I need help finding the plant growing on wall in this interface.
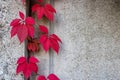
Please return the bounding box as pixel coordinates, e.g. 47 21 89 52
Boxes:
10 0 61 80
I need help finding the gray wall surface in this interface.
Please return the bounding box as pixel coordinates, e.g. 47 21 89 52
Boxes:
53 0 120 80
1 0 120 80
0 0 25 80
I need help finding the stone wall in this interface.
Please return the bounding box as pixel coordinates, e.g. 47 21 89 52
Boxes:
0 0 25 80
1 0 120 80
53 0 120 80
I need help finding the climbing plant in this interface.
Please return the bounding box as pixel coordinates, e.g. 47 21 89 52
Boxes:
10 0 61 80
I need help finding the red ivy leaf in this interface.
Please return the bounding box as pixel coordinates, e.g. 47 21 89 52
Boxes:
29 56 39 63
17 57 26 64
11 26 18 38
50 34 62 43
39 25 48 34
25 17 35 25
27 38 40 52
38 0 43 2
17 25 28 43
37 74 60 80
40 34 47 44
16 56 39 79
37 75 46 80
45 4 56 13
48 74 60 80
10 11 35 43
10 19 20 27
19 11 25 19
49 37 59 54
43 39 50 52
39 26 61 54
32 4 56 21
27 25 34 38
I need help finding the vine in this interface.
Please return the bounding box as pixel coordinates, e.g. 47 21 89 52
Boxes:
10 0 61 80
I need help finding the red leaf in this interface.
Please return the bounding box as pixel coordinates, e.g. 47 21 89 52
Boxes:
37 75 46 80
17 57 26 64
47 74 60 80
29 63 38 73
16 62 27 74
43 38 50 52
27 25 34 38
38 0 43 2
11 26 18 38
32 4 40 12
50 37 59 53
17 25 28 43
19 11 25 19
16 56 39 79
32 4 56 21
44 8 54 21
45 4 56 13
39 25 62 54
10 11 35 43
10 19 20 27
51 34 62 43
23 63 32 78
29 56 39 63
40 35 47 44
37 7 44 20
27 38 40 52
25 17 35 25
39 25 48 34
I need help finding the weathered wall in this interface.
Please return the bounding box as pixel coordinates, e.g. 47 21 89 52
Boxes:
1 0 120 80
53 0 120 80
0 0 25 80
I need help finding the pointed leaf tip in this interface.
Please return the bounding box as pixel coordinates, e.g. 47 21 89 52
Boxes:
19 11 25 19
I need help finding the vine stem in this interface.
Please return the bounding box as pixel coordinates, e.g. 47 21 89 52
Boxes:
25 0 32 80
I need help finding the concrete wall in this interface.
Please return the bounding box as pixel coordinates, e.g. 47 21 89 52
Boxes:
53 0 120 80
0 0 25 80
1 0 120 80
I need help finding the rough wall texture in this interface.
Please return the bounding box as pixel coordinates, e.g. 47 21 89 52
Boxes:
0 0 25 80
1 0 120 80
53 0 120 80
